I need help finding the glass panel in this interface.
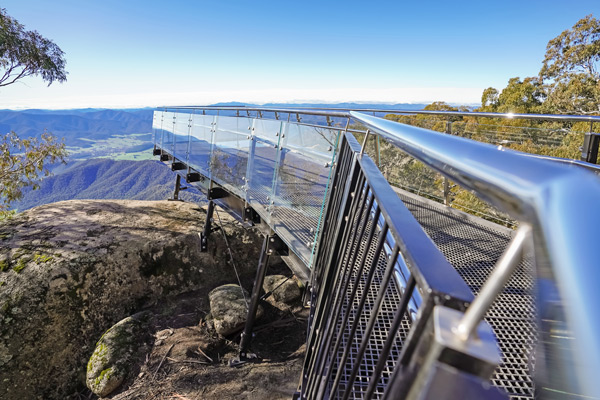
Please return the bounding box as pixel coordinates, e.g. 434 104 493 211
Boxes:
246 118 283 224
172 112 191 163
152 111 163 146
188 114 215 177
271 122 339 265
161 111 176 155
210 115 253 199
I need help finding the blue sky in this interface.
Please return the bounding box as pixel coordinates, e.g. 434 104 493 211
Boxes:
1 0 599 109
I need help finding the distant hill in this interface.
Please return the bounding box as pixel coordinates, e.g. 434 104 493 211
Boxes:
211 102 428 110
13 159 206 211
0 109 153 147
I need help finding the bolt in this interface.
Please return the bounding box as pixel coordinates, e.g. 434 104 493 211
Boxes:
324 162 329 168
275 132 279 136
328 146 333 151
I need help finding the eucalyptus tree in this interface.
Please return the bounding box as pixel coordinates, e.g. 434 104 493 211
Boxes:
0 8 67 213
539 14 600 114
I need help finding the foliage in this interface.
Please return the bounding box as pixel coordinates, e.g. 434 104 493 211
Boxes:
0 131 67 212
480 77 545 114
539 14 600 114
0 9 68 214
477 15 600 115
0 8 67 87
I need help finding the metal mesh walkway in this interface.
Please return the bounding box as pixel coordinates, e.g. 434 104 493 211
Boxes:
397 191 536 400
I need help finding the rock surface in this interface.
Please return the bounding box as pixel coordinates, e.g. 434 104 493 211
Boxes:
209 284 263 336
0 200 263 399
263 275 302 303
86 311 151 397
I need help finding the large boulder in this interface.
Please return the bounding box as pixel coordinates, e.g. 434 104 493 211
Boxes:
209 284 263 336
86 311 151 397
0 200 264 399
263 274 302 303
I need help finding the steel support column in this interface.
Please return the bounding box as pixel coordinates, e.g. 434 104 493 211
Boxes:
200 200 215 252
238 234 271 356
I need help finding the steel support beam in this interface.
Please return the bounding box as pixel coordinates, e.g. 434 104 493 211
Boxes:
200 200 216 252
238 234 271 356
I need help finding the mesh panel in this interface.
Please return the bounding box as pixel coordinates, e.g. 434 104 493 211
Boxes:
398 192 536 399
319 189 413 400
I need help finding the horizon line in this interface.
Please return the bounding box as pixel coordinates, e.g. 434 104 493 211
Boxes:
0 99 481 111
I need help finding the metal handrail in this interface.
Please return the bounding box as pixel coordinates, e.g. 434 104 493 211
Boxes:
350 111 600 398
159 105 600 123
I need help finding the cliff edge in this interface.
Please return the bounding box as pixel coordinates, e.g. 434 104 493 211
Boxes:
0 200 271 399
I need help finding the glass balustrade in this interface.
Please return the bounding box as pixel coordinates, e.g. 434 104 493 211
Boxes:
188 114 216 178
244 118 283 225
161 111 176 156
172 111 191 163
157 110 341 267
271 122 339 265
210 115 253 199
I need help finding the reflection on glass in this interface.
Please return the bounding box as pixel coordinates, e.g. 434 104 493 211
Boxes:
271 123 339 264
173 112 191 163
211 116 253 199
161 111 176 155
188 114 215 177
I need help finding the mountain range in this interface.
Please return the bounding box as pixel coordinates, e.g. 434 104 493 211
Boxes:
13 159 205 212
0 109 153 147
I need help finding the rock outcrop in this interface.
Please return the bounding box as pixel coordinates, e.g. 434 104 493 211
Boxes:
0 200 263 399
208 284 263 336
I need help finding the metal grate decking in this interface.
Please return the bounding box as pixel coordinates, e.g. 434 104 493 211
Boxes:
397 191 536 399
323 189 536 399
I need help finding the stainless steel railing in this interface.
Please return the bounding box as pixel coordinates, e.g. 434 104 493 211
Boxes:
160 105 600 123
351 111 600 398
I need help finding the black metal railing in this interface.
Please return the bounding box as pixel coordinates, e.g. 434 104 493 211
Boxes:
301 132 500 399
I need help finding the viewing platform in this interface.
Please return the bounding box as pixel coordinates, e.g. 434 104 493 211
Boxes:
152 106 600 400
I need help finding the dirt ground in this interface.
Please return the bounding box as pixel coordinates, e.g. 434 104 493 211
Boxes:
78 285 308 400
